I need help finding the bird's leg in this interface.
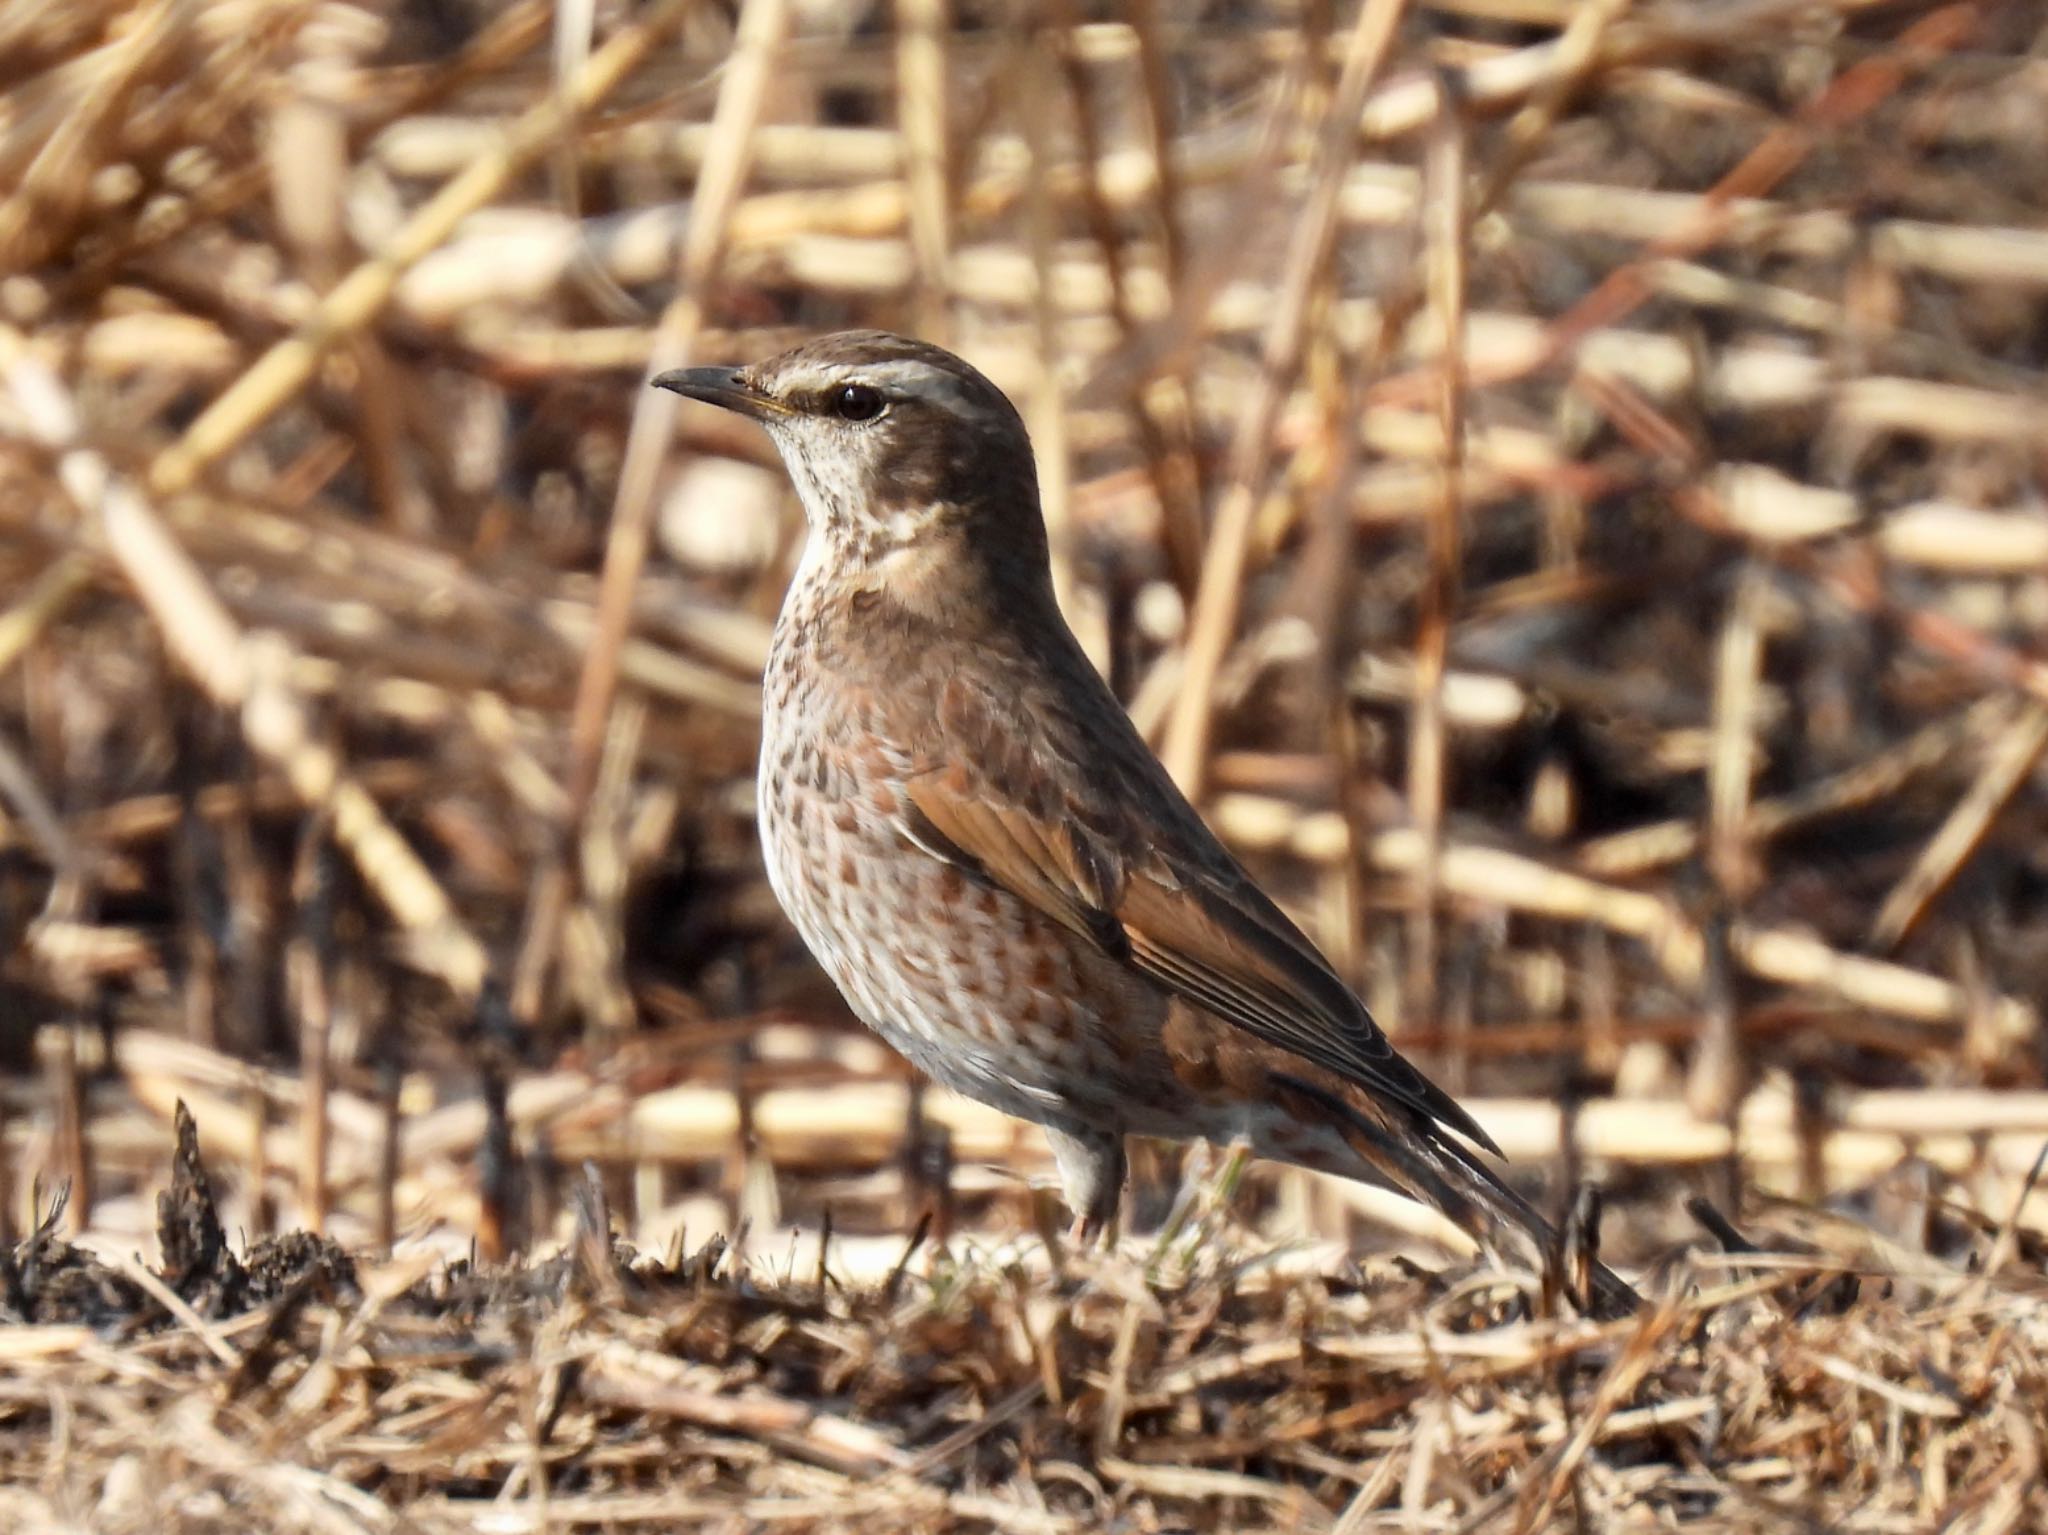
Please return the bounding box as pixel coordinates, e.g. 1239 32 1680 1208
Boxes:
1043 1124 1125 1246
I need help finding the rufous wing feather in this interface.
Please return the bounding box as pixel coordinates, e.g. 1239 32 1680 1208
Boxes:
901 768 1500 1156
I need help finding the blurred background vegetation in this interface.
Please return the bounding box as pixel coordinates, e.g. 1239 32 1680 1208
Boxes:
1 0 2046 1281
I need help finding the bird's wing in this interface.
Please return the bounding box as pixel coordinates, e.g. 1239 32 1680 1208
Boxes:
899 724 1500 1157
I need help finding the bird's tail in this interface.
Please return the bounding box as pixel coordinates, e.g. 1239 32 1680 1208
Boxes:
1424 1117 1643 1320
1272 1072 1642 1320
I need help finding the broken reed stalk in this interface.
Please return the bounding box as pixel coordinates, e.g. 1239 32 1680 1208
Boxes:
1406 90 1468 1050
1161 0 1409 798
2 335 491 1002
145 0 700 502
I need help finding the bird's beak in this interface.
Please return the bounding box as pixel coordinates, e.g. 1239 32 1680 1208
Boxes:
651 365 789 421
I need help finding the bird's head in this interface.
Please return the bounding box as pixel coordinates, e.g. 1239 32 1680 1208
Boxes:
655 331 1047 584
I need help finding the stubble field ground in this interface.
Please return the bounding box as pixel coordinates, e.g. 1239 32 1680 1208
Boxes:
1 0 2046 1529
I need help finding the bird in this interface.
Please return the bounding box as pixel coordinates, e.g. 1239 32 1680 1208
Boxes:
654 331 1639 1318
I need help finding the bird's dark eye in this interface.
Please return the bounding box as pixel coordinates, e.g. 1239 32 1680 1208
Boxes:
831 383 885 422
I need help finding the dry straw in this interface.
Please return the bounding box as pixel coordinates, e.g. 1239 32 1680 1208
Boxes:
2 0 2047 1526
1 1106 2043 1532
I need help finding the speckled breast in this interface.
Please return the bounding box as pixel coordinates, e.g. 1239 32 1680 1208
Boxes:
755 625 1151 1131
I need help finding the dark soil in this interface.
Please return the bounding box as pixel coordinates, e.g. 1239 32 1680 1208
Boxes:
0 1102 359 1332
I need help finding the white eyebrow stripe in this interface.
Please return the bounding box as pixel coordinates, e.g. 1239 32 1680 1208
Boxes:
766 361 844 397
869 360 993 414
856 359 1003 421
763 354 1004 422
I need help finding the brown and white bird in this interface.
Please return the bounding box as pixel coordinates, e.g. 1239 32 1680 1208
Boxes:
656 331 1637 1317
